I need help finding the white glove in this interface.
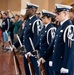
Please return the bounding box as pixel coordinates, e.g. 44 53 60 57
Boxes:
10 46 13 51
49 61 53 67
60 67 69 73
37 58 45 67
12 45 16 49
5 46 13 51
25 52 33 58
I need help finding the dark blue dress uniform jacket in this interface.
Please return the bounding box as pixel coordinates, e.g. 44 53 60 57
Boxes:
15 15 41 50
35 23 55 75
14 15 41 75
36 23 54 58
53 19 74 74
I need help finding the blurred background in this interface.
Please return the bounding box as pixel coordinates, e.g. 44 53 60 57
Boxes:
0 0 74 15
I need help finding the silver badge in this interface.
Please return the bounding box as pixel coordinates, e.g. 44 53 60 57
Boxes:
29 23 31 25
60 30 63 33
45 31 47 33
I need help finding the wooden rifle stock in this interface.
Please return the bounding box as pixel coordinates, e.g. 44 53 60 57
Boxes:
36 53 47 75
20 47 36 75
27 55 36 75
13 48 22 75
38 58 47 75
29 37 47 75
16 35 36 75
6 33 22 75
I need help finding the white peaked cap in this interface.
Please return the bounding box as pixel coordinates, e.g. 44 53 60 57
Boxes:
26 2 39 8
42 9 56 16
55 4 72 9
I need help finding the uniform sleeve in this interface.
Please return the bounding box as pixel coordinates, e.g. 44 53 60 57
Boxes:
43 27 56 60
33 22 38 47
62 32 73 69
32 20 42 47
14 30 24 48
42 30 54 60
62 26 74 69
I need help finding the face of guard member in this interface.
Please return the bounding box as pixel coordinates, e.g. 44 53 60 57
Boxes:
26 8 33 16
26 7 37 17
55 11 69 22
42 16 50 24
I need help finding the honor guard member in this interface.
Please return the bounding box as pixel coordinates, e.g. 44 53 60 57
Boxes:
36 9 56 75
49 4 74 75
14 2 42 75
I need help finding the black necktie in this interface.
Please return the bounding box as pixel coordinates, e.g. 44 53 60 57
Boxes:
55 24 62 34
43 26 45 29
57 24 61 29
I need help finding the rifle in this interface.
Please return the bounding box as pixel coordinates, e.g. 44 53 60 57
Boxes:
12 48 22 75
5 30 22 75
16 34 36 75
29 37 47 75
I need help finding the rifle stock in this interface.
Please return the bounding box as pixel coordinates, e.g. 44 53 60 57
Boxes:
37 54 47 75
39 60 47 75
27 55 36 75
29 37 47 75
16 34 36 75
13 48 22 75
5 31 22 75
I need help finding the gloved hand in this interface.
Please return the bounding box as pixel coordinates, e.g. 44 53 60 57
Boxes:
12 45 19 52
25 52 34 58
20 45 25 52
49 61 53 67
37 58 45 67
60 67 69 73
5 46 13 52
12 45 16 50
32 50 38 56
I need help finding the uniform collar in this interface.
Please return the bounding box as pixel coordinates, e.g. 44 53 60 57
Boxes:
60 18 69 26
45 22 51 28
29 15 35 20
